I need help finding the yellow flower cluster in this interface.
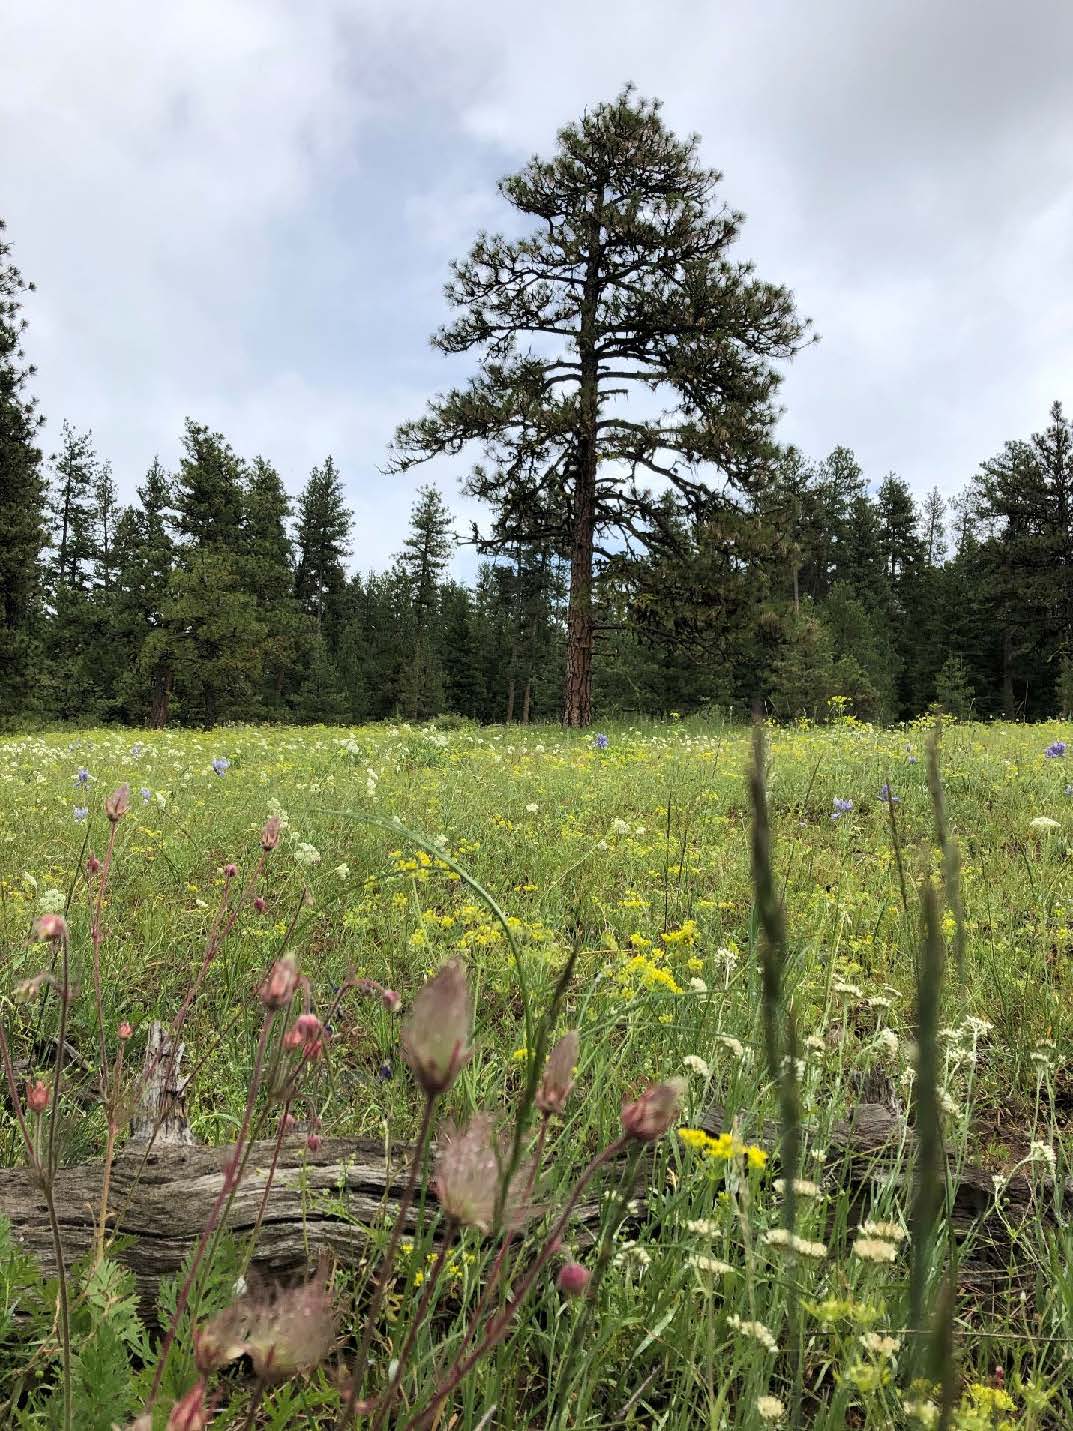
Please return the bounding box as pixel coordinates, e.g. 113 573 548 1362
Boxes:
679 1127 767 1168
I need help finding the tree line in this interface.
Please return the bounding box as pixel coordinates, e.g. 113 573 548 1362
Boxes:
1 91 1071 728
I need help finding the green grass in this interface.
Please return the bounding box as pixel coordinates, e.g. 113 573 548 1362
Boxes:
2 714 1073 1426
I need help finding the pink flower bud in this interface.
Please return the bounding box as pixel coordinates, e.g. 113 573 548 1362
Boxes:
105 783 130 822
295 1012 322 1042
536 1030 579 1115
33 913 67 943
166 1380 213 1430
87 853 101 874
118 1021 133 1041
261 816 282 851
282 1027 303 1051
260 955 299 1010
26 1079 50 1113
401 959 473 1095
281 1112 297 1132
557 1261 591 1297
381 987 401 1014
224 863 238 879
253 896 267 914
620 1077 686 1143
306 1132 322 1153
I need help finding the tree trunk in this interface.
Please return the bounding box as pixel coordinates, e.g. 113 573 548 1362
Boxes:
521 677 532 725
562 194 604 728
149 670 172 729
1001 627 1016 719
505 676 515 724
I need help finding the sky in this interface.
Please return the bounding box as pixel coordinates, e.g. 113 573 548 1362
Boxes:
4 0 1073 574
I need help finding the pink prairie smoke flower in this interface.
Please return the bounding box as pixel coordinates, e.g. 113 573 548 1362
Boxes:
244 1271 338 1384
26 1080 49 1113
118 1021 133 1041
253 895 267 914
223 863 238 879
306 1133 322 1153
87 853 101 874
166 1381 214 1430
401 958 473 1095
536 1030 579 1115
105 783 131 822
621 1078 686 1142
261 816 282 851
557 1261 591 1297
381 986 401 1013
32 913 67 943
434 1113 535 1233
260 956 299 1010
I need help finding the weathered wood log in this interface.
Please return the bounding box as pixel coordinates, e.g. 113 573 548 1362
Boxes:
0 1099 1062 1312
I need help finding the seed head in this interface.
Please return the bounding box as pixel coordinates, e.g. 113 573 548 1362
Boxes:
32 913 67 943
434 1113 535 1233
246 1269 338 1384
557 1261 591 1297
26 1079 50 1113
401 959 473 1095
620 1078 686 1143
260 956 299 1010
105 783 131 822
536 1030 579 1115
261 816 282 851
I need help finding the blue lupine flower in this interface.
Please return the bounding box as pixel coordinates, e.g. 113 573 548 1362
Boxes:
73 806 88 822
1045 741 1067 759
831 797 854 821
1066 784 1073 798
74 768 90 787
879 783 900 804
212 757 231 777
140 787 152 803
907 755 919 765
378 1061 394 1081
130 742 144 758
593 733 609 751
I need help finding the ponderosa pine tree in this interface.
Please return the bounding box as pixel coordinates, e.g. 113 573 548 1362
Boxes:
397 484 455 718
242 456 304 713
295 456 351 634
390 88 810 725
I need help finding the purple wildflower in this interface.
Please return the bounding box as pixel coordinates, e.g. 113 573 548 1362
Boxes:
594 732 609 751
879 783 900 805
831 797 854 821
1045 741 1067 759
140 786 152 803
212 756 231 777
73 806 88 822
74 768 90 787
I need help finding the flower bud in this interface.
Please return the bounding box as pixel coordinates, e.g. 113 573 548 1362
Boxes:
118 1021 133 1041
87 853 101 874
536 1030 579 1115
105 783 131 823
167 1381 212 1430
620 1077 686 1143
26 1079 50 1114
261 816 282 851
32 913 67 943
306 1132 322 1153
401 959 473 1095
223 863 238 879
295 1012 322 1042
260 955 299 1010
557 1261 591 1297
381 987 401 1014
253 895 267 914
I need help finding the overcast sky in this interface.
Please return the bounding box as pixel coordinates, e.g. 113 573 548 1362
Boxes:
4 0 1073 572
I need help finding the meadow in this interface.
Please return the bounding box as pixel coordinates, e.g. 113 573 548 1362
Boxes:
2 714 1073 1428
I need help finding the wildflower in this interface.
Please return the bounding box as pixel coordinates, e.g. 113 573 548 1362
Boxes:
223 863 238 879
611 817 630 835
683 1054 711 1078
38 888 64 914
621 1078 685 1142
166 1381 214 1429
878 783 900 804
1029 1140 1057 1170
33 913 67 942
689 976 708 993
74 767 90 786
557 1261 591 1297
684 1218 720 1236
902 1398 940 1427
401 958 473 1095
1045 741 1067 758
762 1228 826 1258
1030 816 1061 831
877 1028 899 1057
212 756 231 777
593 732 609 750
105 783 130 821
689 1253 732 1274
525 803 540 814
293 841 321 866
253 895 267 914
140 787 152 803
773 1177 821 1198
261 816 282 851
26 1080 49 1113
715 1033 746 1059
755 1397 786 1424
831 797 854 821
726 1314 777 1352
852 1236 899 1263
73 805 88 822
118 1021 133 1041
613 1243 651 1273
260 955 299 1010
860 1332 902 1357
378 1061 393 1081
962 1015 993 1038
859 1219 906 1242
434 1113 533 1233
536 1029 579 1114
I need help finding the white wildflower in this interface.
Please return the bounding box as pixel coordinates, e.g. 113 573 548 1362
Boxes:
726 1314 777 1352
689 1253 732 1275
902 1398 940 1427
1029 1140 1057 1170
804 1034 826 1053
610 817 630 835
683 1054 711 1079
684 1218 720 1236
293 841 321 867
773 1177 821 1198
852 1236 899 1263
689 976 708 994
762 1228 826 1258
37 888 65 914
833 980 862 997
876 1028 900 1057
1030 816 1061 831
860 1332 901 1357
333 863 350 881
755 1397 786 1424
859 1219 906 1242
961 1015 993 1038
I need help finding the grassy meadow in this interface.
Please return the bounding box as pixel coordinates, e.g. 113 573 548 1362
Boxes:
3 714 1073 1427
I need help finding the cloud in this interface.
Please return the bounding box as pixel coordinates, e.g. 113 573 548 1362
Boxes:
3 0 1073 573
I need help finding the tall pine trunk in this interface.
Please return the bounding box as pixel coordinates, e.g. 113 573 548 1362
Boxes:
562 194 603 729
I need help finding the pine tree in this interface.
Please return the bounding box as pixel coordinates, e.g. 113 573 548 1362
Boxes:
396 485 455 719
294 457 352 633
47 423 98 595
114 459 177 724
242 456 303 713
390 88 810 726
